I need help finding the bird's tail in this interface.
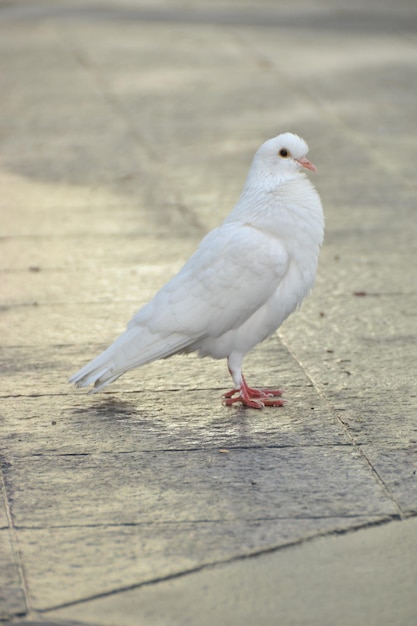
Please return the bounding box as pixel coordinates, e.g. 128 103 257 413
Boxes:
69 325 194 393
68 343 123 393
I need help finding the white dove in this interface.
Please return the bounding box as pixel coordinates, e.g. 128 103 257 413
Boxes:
69 132 324 408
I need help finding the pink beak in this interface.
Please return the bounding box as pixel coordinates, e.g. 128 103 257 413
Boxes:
296 156 317 173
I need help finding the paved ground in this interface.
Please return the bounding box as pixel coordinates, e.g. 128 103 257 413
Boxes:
1 0 417 624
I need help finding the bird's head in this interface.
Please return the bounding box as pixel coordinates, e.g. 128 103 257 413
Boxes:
253 133 317 179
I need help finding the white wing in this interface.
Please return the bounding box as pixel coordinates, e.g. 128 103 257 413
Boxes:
132 222 289 339
70 222 289 390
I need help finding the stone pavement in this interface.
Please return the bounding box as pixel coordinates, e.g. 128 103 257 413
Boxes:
1 0 417 624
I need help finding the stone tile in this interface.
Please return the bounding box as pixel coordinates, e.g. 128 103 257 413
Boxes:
360 444 417 515
0 388 348 456
18 516 387 610
5 446 398 529
0 530 20 586
280 293 417 446
48 517 417 626
0 487 9 529
0 529 26 619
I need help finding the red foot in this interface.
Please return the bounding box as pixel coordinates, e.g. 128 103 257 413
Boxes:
223 376 284 409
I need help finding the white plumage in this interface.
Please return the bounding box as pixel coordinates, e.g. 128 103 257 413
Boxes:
69 132 324 408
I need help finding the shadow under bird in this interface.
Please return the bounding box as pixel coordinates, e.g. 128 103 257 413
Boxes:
69 132 324 408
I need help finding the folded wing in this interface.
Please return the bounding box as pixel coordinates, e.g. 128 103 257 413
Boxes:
69 222 289 391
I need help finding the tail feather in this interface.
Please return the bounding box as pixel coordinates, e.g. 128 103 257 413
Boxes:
69 325 197 392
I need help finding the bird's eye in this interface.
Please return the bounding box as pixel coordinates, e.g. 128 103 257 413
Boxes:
279 148 289 158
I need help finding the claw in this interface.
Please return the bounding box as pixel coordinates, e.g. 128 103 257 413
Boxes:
222 375 285 409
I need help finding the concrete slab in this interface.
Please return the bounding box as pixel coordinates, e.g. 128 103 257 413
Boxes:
7 447 398 528
0 530 26 619
16 517 388 610
48 517 417 626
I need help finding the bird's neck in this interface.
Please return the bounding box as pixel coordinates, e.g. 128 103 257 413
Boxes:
225 173 324 245
243 165 299 193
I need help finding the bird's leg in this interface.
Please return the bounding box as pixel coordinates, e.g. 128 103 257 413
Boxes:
223 358 284 409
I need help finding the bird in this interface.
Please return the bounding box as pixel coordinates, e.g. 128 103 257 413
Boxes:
69 132 324 409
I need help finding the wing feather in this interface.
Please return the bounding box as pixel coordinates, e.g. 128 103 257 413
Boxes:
130 222 289 340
